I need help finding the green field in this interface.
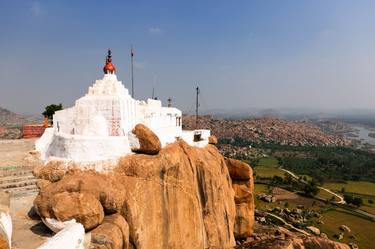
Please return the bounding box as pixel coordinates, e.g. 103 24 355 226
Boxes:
254 157 285 178
318 209 375 249
316 189 341 202
323 181 375 197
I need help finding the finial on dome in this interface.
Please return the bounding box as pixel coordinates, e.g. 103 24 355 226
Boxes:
103 49 116 74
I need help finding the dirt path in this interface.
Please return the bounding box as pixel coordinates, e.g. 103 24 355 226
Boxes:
280 168 346 204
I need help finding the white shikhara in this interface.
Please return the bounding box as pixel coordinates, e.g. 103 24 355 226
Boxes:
36 73 210 165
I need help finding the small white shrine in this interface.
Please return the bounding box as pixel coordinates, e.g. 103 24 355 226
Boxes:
36 50 210 163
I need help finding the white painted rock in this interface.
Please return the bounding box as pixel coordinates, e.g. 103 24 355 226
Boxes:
42 217 77 233
38 222 86 249
0 212 12 249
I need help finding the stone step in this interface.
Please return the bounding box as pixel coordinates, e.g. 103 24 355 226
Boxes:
5 185 39 197
0 169 34 178
0 179 37 190
0 174 36 185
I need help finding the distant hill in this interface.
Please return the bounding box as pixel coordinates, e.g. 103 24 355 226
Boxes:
0 107 42 139
0 107 42 128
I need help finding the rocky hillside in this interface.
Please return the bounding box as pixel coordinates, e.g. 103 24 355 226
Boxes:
183 115 350 146
0 107 42 139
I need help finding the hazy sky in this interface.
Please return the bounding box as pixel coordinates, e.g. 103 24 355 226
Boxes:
1 1 375 115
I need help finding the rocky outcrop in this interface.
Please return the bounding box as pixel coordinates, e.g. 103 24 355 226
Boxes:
131 124 161 155
225 158 254 240
236 226 350 249
34 140 236 249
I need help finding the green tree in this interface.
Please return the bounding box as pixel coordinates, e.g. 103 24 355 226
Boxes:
42 104 63 122
352 197 363 207
303 181 319 197
344 194 353 204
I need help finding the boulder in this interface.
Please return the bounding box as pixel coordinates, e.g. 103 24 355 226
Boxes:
131 124 161 155
340 225 351 233
232 182 253 203
228 160 254 241
208 135 218 145
50 192 104 231
225 158 252 181
34 140 236 249
91 222 123 249
36 179 51 191
91 213 129 249
234 203 254 239
306 226 320 235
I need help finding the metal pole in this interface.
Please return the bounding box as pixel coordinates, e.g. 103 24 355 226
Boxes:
131 45 134 98
195 86 199 129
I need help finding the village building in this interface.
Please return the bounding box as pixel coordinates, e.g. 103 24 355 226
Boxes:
36 50 210 163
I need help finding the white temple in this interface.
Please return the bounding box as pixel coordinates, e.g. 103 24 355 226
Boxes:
36 50 210 163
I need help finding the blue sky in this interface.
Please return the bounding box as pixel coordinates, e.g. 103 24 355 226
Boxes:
1 1 375 114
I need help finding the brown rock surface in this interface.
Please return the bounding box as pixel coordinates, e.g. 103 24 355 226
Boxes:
225 158 252 181
227 159 255 240
208 135 218 145
234 203 254 239
91 213 129 249
0 229 9 249
131 124 161 155
34 140 236 249
51 192 104 231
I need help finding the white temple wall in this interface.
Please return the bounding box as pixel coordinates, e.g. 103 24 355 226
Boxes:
44 133 131 162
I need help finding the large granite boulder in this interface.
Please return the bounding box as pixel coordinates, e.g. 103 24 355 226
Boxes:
208 135 218 145
34 140 236 249
91 214 129 249
225 158 254 240
131 124 161 155
51 192 104 231
225 158 252 180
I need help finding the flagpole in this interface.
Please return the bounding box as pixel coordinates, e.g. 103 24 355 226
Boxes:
131 45 134 98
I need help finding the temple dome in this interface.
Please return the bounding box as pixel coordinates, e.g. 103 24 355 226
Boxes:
103 49 116 74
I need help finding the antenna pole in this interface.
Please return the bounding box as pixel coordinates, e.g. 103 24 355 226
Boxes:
131 45 134 98
195 86 200 129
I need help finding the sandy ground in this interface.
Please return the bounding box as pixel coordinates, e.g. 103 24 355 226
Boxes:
0 139 36 168
0 138 52 248
11 193 52 249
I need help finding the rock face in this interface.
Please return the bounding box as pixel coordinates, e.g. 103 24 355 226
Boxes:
131 124 161 155
225 158 254 240
34 140 237 249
